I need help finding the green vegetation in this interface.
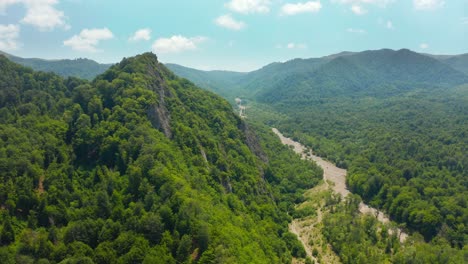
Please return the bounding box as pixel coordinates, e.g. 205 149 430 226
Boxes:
171 48 468 262
274 85 467 246
323 194 465 264
0 51 111 80
0 53 322 263
252 51 468 262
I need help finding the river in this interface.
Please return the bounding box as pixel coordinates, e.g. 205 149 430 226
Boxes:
272 128 408 243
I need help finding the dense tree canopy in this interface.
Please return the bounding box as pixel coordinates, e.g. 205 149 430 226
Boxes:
0 54 322 263
170 48 468 261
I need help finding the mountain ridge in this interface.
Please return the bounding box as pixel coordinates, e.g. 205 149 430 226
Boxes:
0 52 323 263
0 51 112 80
167 48 468 102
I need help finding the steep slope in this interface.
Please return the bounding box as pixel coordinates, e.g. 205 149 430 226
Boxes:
155 48 468 261
0 53 322 263
437 53 468 75
165 63 245 99
257 49 468 103
0 51 111 80
168 49 468 104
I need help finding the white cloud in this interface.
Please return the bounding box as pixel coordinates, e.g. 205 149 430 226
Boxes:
63 28 114 52
332 0 393 14
351 5 367 15
413 0 444 10
413 0 445 10
152 35 207 54
225 0 271 14
386 20 394 29
462 17 468 25
22 0 69 31
0 24 20 51
280 1 322 16
0 0 69 31
287 42 307 49
332 0 393 7
215 14 246 30
0 0 19 14
420 43 429 49
347 28 366 34
129 28 151 42
276 42 307 49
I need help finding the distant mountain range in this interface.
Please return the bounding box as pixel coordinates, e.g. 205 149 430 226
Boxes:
0 51 112 80
2 49 467 95
166 49 468 103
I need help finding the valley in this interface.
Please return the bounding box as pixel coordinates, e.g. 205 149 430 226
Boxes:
171 48 467 263
272 128 408 246
0 0 466 262
1 48 466 263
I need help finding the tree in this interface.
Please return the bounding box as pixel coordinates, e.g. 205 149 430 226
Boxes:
0 216 15 245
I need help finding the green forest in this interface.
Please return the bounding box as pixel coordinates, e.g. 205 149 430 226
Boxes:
172 49 468 263
271 84 467 246
0 53 323 263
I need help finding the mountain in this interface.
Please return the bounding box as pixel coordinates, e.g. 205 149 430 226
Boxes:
169 49 468 103
0 53 322 263
166 48 468 260
255 49 468 103
439 53 468 75
0 51 112 80
165 63 245 99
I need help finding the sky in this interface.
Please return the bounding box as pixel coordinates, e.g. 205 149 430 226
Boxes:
0 0 467 71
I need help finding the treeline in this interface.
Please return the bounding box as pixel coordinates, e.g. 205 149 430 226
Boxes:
322 194 465 263
271 86 467 250
0 54 322 263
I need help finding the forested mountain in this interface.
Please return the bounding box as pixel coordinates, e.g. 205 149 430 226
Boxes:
169 49 468 102
432 53 468 75
0 51 111 80
254 49 467 103
165 64 245 100
166 49 468 262
0 53 323 263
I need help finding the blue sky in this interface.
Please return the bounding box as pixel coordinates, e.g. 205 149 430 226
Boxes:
0 0 467 71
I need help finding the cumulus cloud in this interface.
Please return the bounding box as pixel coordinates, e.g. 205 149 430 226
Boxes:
332 0 393 7
386 20 394 29
333 0 393 15
225 0 271 14
129 28 151 42
413 0 444 10
0 0 19 13
215 14 246 30
63 28 114 52
287 42 307 49
152 35 207 54
462 17 468 25
280 1 322 16
351 5 367 15
0 24 20 51
276 42 307 49
347 28 366 34
420 43 429 49
0 0 69 31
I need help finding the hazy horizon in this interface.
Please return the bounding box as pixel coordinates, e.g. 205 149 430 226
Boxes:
1 0 467 71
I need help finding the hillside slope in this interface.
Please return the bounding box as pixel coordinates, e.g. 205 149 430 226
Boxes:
0 53 322 263
165 63 245 100
169 49 468 261
256 49 468 103
0 51 111 80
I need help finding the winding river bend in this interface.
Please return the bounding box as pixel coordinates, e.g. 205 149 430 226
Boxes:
272 128 408 243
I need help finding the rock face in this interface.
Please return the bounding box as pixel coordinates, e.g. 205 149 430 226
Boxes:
143 55 173 138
